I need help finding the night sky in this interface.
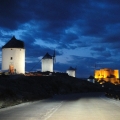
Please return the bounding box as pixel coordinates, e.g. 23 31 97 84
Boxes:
0 0 120 78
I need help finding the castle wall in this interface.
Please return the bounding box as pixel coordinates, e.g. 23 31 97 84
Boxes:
114 70 119 78
94 70 100 78
94 68 119 79
104 69 111 78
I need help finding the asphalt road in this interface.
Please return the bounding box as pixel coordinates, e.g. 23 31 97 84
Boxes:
0 93 120 120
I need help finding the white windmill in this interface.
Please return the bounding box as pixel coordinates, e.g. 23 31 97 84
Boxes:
66 67 76 77
41 50 56 72
2 36 25 74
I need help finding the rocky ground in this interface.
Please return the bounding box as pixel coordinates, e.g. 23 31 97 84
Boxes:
0 75 103 108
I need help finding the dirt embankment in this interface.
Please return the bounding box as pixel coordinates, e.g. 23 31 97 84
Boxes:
0 75 103 108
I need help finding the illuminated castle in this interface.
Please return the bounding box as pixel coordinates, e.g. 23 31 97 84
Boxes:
66 67 76 77
2 36 25 74
94 68 119 79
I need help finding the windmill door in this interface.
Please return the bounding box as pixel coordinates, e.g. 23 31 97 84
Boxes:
9 65 14 74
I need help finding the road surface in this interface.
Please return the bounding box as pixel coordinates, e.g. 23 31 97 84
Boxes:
0 93 120 120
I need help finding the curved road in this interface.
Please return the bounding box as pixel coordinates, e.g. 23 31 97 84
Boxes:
0 93 120 120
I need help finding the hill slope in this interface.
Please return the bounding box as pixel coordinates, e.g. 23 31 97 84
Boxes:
0 75 103 108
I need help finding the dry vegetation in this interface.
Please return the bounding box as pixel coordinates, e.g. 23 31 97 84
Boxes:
0 75 103 108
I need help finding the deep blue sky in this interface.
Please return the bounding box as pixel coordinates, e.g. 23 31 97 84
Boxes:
0 0 120 78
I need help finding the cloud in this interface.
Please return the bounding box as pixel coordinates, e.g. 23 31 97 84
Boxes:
103 34 120 43
91 46 106 52
0 0 83 30
18 32 62 58
1 0 120 77
91 47 112 58
0 0 34 30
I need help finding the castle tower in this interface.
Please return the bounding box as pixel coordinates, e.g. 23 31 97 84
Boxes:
2 36 25 74
66 67 76 77
42 53 53 72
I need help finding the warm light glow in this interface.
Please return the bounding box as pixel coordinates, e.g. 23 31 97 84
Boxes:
94 68 119 84
114 70 119 78
9 65 14 74
94 68 119 79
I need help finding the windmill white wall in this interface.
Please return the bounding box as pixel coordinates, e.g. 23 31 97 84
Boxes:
2 48 25 74
42 59 53 72
66 70 75 77
41 53 53 72
2 36 25 74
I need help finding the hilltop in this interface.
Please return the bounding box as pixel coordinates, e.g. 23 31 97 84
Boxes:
0 75 103 108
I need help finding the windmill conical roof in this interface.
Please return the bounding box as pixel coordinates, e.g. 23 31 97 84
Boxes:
68 67 76 70
42 53 53 59
2 36 24 49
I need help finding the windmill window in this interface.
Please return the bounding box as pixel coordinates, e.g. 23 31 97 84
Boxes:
10 57 13 60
